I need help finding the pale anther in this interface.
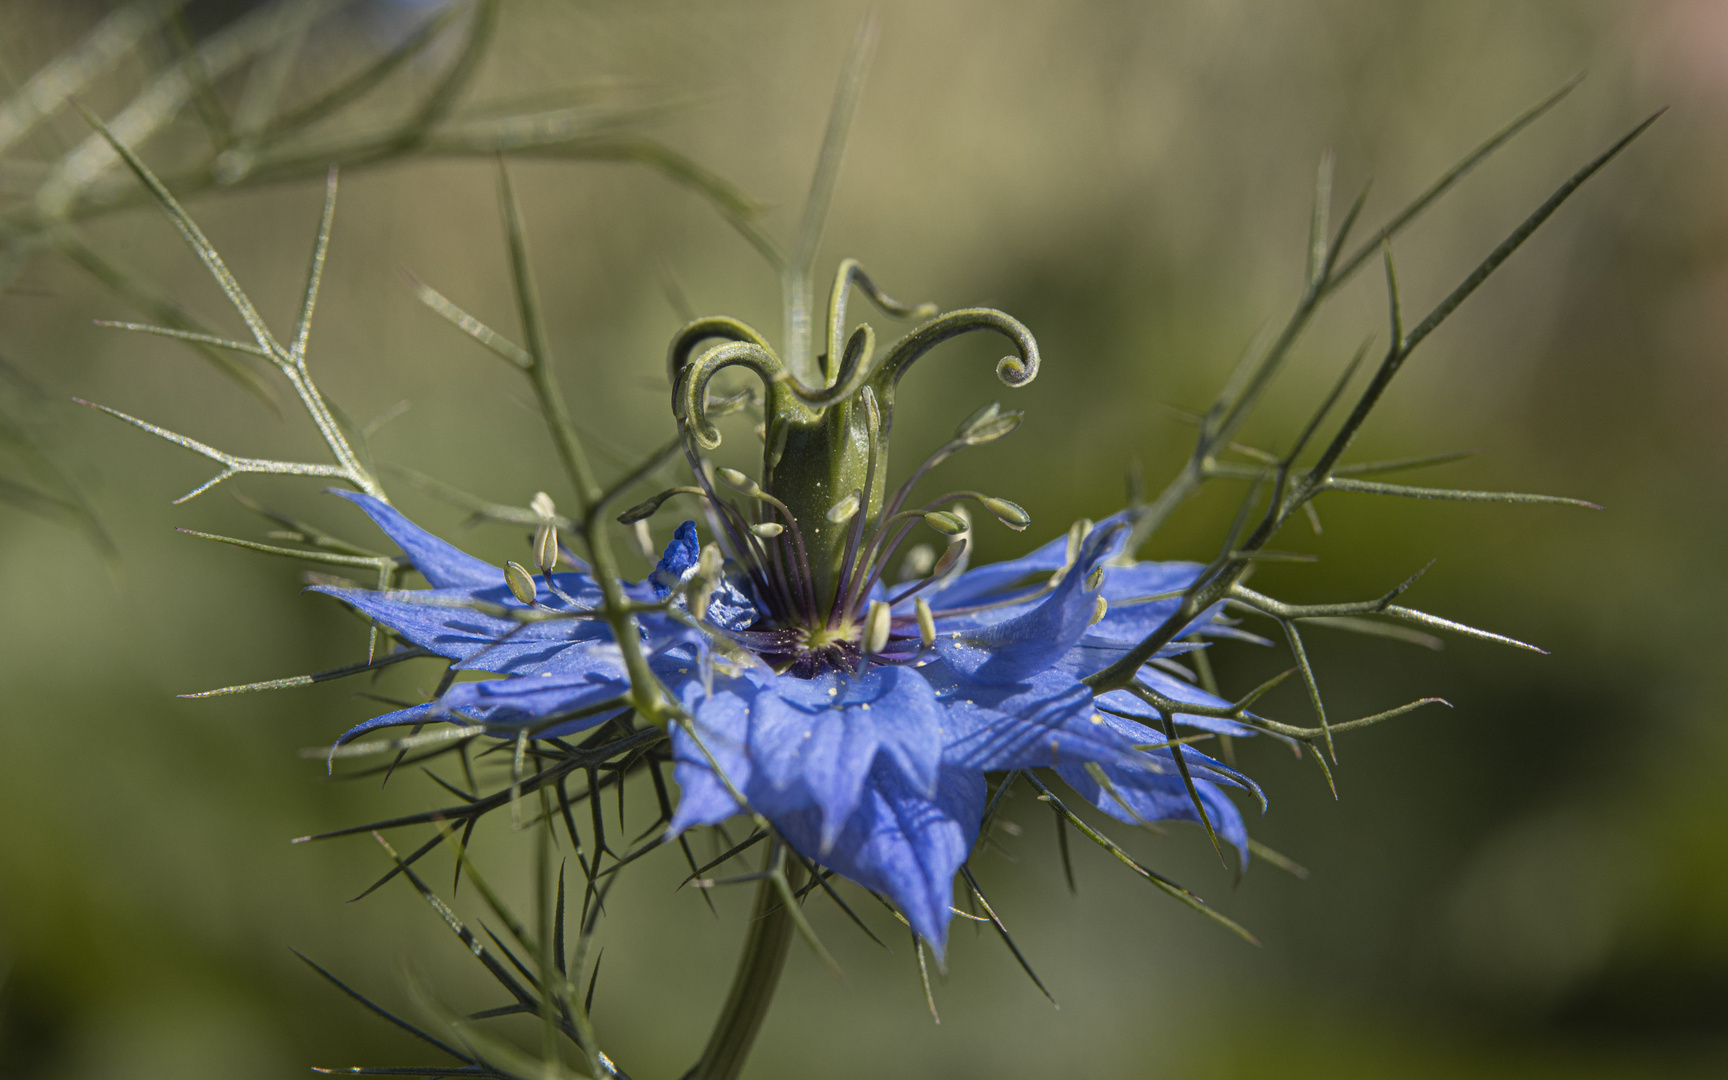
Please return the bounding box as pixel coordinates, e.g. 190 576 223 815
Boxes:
864 600 892 655
534 522 559 573
827 491 861 524
916 597 936 647
504 561 536 605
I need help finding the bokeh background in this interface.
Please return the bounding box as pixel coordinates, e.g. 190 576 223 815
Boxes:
2 1 1724 1077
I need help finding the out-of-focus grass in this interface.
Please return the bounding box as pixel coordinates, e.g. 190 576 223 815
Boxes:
2 1 1725 1077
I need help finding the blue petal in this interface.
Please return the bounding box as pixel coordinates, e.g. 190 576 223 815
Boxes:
311 569 694 679
919 510 1133 619
934 521 1124 684
310 584 622 675
1049 642 1263 738
333 700 448 747
332 490 503 590
650 521 700 596
313 585 519 655
437 672 633 736
929 664 1142 772
778 760 985 955
668 680 754 834
704 577 762 632
646 522 761 631
1091 666 1259 738
1083 709 1267 808
747 667 944 852
1082 560 1205 645
332 671 634 748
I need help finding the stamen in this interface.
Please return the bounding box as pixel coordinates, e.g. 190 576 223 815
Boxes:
955 402 1024 446
829 488 866 628
842 509 942 618
924 517 1096 620
879 404 1024 524
617 485 709 524
924 510 967 535
683 449 781 613
863 600 892 656
504 561 537 605
826 492 861 524
854 493 995 600
884 538 968 608
979 496 1031 531
916 597 936 646
713 465 818 619
848 499 977 618
691 543 725 621
716 466 767 499
1048 518 1094 587
533 521 560 573
757 514 815 622
831 387 883 628
926 585 1054 621
683 449 757 564
1090 595 1109 625
727 505 797 617
780 515 821 621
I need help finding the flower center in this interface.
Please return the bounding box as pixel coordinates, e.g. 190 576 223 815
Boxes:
650 260 1044 678
757 622 862 679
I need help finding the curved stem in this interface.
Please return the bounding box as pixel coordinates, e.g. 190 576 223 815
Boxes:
824 257 937 382
666 316 777 388
677 340 797 451
870 307 1039 391
689 864 806 1080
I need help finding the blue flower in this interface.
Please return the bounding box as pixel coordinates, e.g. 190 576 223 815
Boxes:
320 489 1263 956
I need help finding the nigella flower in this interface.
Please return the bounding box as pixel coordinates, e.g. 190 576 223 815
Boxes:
322 495 1258 951
319 286 1266 954
75 52 1646 1079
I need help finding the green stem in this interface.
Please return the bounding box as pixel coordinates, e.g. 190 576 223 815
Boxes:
690 864 805 1080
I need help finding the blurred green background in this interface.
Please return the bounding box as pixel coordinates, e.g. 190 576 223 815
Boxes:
2 1 1724 1077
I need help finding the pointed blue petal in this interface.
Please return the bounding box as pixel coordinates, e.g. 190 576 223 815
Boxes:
332 490 502 590
747 667 943 852
334 700 449 747
1082 559 1205 645
923 511 1132 615
935 521 1125 684
780 761 985 956
669 678 756 833
1083 709 1267 809
1092 666 1259 737
313 585 521 657
334 672 633 749
435 672 633 736
929 664 1140 771
310 584 620 675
